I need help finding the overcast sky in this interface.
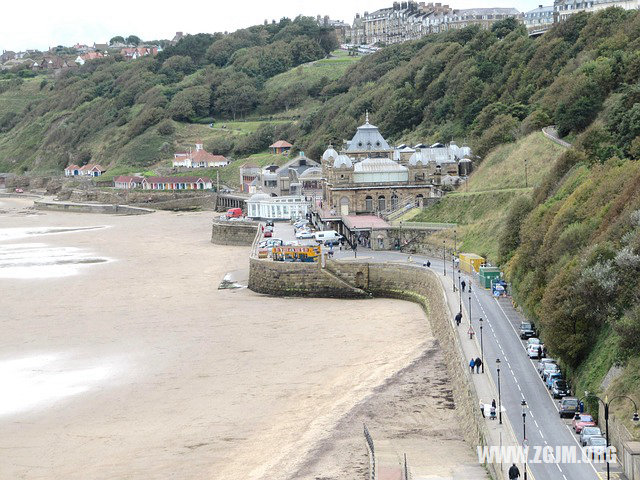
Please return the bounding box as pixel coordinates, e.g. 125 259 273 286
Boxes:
1 0 541 52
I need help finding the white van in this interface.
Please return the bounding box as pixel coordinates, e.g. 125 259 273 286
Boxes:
314 230 342 244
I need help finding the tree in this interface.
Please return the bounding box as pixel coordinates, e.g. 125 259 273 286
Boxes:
215 74 258 120
491 17 520 39
169 86 210 120
126 35 141 46
109 36 125 45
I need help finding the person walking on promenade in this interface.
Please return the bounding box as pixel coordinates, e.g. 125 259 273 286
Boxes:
461 280 466 292
469 358 475 373
508 463 521 479
475 357 482 373
537 345 542 359
455 311 462 326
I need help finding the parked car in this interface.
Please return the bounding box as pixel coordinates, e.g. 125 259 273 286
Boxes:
537 358 556 375
259 238 284 248
226 207 243 218
573 414 597 433
527 343 543 359
559 397 580 418
295 230 315 239
585 436 607 459
266 220 274 227
527 337 541 347
542 363 560 381
519 322 536 339
263 230 272 238
14 188 24 193
551 379 570 398
314 230 342 244
580 426 603 446
546 372 563 389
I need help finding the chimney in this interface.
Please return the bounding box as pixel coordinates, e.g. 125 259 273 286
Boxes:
195 141 203 151
539 4 543 7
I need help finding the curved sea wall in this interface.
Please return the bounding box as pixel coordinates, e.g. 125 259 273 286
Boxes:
248 257 490 464
211 219 259 246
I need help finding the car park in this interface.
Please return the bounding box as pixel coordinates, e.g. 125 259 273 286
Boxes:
519 322 536 339
551 379 570 398
580 426 602 446
559 397 580 418
573 414 597 433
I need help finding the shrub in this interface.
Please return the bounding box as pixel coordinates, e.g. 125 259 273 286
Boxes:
156 119 175 136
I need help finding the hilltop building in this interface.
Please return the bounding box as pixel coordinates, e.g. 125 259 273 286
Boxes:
553 0 639 21
172 142 229 168
346 1 520 46
524 5 554 29
320 113 471 217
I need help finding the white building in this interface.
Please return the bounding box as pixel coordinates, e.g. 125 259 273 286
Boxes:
246 193 311 220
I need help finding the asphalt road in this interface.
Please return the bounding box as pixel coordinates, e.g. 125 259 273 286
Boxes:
330 247 620 480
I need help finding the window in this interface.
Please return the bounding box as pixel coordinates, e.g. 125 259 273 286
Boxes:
365 196 373 211
391 193 398 209
378 195 386 211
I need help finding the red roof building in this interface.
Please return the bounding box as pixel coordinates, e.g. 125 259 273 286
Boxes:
269 140 293 155
173 142 229 168
113 175 144 189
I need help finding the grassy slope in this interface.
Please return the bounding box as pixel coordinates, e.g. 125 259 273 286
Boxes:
410 132 566 261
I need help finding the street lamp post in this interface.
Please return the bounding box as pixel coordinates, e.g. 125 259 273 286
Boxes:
479 317 484 373
577 393 640 480
453 230 457 286
458 269 462 313
496 358 502 424
443 240 446 276
521 399 528 480
468 294 472 329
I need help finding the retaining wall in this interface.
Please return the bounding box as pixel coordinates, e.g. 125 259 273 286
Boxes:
247 257 487 458
34 200 153 215
211 219 259 246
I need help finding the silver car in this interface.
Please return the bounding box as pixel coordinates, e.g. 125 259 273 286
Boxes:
537 358 556 375
580 426 602 446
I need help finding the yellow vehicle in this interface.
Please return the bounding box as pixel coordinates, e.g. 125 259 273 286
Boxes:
272 245 320 262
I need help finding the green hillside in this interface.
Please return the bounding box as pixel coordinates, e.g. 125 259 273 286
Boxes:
410 132 566 260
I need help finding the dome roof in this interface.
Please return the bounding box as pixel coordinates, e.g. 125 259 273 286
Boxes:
353 157 407 173
249 192 270 201
322 146 338 161
299 167 322 178
409 151 427 166
334 154 353 169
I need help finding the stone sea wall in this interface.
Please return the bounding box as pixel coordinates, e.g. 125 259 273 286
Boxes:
34 200 153 215
247 257 489 460
211 219 259 246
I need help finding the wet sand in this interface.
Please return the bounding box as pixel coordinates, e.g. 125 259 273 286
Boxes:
0 197 478 479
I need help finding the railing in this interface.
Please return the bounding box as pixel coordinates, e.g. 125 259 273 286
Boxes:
391 221 457 230
364 423 376 480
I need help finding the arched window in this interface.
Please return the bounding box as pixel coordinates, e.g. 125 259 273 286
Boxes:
416 194 424 207
391 193 398 209
365 196 373 212
378 195 386 211
340 196 350 216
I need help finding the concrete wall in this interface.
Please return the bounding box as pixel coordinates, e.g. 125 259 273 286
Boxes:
211 219 259 246
34 200 153 215
63 189 216 211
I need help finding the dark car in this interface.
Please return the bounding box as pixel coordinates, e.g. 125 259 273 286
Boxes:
559 397 579 418
266 220 274 227
519 322 536 339
551 379 570 398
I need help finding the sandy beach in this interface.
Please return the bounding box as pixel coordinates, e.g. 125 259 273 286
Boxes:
0 196 478 479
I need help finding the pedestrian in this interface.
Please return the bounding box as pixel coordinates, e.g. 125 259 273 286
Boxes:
508 463 521 479
537 345 542 359
354 243 357 259
479 400 485 418
490 404 496 420
426 260 431 267
492 399 496 409
469 358 475 374
461 280 466 292
455 311 462 326
475 357 482 373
